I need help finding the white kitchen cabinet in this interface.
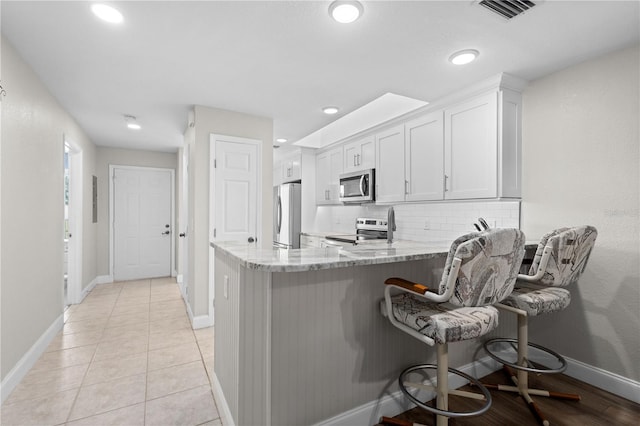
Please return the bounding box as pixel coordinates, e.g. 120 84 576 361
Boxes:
277 150 301 184
444 89 521 199
375 113 445 203
274 150 302 186
343 136 375 172
316 146 343 205
405 111 444 201
375 125 405 203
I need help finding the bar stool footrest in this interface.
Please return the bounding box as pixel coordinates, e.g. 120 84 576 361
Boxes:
398 364 492 418
484 338 567 374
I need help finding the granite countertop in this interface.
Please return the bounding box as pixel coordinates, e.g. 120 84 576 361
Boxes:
212 240 452 272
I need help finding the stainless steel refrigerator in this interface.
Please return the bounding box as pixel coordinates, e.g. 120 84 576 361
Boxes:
273 183 301 249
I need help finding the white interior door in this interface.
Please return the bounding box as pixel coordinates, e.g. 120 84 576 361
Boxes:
64 138 83 306
212 137 259 244
208 134 261 327
113 167 173 281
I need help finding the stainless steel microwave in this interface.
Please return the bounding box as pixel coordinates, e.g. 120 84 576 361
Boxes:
339 169 375 204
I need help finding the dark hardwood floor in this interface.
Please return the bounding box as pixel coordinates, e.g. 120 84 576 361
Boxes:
379 369 639 426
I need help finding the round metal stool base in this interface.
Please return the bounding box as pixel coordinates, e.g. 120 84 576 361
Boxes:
398 364 492 418
484 338 567 374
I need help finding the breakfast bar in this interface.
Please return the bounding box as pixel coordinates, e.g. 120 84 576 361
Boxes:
211 240 490 425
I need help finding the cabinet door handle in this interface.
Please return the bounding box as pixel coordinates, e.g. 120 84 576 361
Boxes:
357 154 361 166
353 155 357 167
405 180 410 195
444 174 449 192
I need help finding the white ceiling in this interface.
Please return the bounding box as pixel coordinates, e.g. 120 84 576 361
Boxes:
2 1 638 153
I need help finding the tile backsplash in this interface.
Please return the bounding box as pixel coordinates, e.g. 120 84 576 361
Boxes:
312 200 520 243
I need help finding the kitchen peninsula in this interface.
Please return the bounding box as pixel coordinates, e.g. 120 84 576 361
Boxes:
212 240 466 425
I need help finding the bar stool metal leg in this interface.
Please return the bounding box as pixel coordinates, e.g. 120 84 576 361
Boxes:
484 304 581 426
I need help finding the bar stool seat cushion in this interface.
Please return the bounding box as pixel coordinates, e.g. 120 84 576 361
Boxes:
501 286 571 317
387 293 500 344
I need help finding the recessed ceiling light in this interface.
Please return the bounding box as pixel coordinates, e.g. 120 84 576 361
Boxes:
329 1 363 24
91 3 124 24
124 115 141 130
449 49 479 65
276 138 288 143
323 106 339 115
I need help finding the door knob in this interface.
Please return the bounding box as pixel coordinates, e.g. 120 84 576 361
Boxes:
162 230 170 235
179 232 186 238
248 237 255 243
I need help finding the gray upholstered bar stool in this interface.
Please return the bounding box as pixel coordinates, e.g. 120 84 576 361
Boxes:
483 225 598 426
381 228 526 426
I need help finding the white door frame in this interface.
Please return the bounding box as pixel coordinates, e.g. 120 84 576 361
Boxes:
109 165 176 281
65 136 83 304
209 134 263 326
178 144 190 300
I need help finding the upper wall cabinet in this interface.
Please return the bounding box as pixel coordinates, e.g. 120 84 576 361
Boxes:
375 112 445 203
316 146 343 205
344 136 375 172
444 89 522 200
375 125 406 203
281 150 302 183
274 150 302 186
405 111 445 201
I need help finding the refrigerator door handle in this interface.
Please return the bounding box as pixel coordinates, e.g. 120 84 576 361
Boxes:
277 195 283 234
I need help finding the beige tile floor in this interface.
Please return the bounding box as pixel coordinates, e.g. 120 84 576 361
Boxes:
1 277 222 426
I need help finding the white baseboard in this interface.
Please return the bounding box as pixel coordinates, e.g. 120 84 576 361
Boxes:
212 373 235 426
192 314 213 329
79 277 98 303
96 274 113 284
314 351 640 425
565 356 640 404
314 355 502 426
0 314 64 404
185 300 213 330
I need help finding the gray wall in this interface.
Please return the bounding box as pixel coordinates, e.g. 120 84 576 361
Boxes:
521 44 639 381
1 37 98 379
187 106 273 317
95 147 178 277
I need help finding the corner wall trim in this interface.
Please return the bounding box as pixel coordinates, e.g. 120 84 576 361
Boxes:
96 275 113 284
212 373 236 426
185 300 213 330
0 314 64 404
191 315 213 329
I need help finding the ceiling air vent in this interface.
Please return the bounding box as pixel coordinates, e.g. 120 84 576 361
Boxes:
479 0 536 20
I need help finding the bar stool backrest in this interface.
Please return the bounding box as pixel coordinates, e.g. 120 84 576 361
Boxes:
529 225 598 287
439 228 526 307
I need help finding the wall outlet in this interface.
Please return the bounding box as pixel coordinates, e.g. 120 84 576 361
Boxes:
424 220 431 230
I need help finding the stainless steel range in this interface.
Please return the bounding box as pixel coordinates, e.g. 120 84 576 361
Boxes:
325 217 388 245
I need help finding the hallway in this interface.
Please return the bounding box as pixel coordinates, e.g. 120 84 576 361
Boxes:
1 278 221 425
